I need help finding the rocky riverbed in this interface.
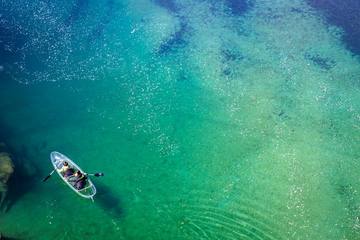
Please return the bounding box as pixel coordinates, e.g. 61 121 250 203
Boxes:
0 143 14 211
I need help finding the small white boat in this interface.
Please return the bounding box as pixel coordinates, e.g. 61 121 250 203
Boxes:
50 151 96 201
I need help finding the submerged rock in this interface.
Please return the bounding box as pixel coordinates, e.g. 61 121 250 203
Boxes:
0 146 14 209
0 153 13 183
304 53 336 70
157 19 189 55
225 0 253 16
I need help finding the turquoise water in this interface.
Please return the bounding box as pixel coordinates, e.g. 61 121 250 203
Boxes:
0 0 359 239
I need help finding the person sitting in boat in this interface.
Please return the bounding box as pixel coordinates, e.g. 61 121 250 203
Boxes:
73 170 87 190
58 161 75 178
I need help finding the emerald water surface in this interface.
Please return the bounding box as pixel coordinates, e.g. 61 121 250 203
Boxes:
0 0 359 239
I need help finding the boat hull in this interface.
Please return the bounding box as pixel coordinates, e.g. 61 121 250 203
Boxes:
50 151 96 200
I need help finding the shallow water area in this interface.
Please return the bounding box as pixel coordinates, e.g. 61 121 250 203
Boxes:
0 0 359 239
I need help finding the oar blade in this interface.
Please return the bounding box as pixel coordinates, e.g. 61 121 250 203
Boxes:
42 175 51 182
94 173 104 177
42 170 55 182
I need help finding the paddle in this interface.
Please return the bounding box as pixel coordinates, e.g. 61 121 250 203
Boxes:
43 170 103 182
42 170 55 182
86 172 104 177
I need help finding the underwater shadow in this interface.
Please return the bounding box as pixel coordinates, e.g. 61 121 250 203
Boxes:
2 144 41 213
0 235 21 240
0 119 14 143
94 182 124 219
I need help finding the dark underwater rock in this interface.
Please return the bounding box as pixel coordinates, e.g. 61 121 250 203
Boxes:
157 20 189 55
304 53 336 70
221 48 244 62
153 0 190 55
0 146 14 210
222 68 232 76
220 48 244 76
153 0 179 13
2 145 39 213
225 0 253 16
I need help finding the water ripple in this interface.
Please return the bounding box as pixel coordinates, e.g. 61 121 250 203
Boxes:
155 194 284 240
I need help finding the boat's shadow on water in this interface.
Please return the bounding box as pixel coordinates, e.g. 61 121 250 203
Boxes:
94 182 124 219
